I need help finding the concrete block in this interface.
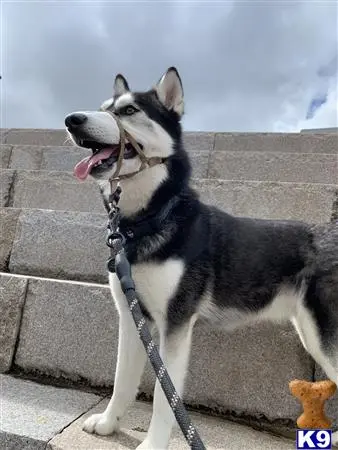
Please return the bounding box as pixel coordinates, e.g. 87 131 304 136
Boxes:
183 132 215 153
0 208 21 270
192 178 237 214
12 170 105 213
13 276 313 423
190 151 209 178
192 179 337 223
1 432 47 450
5 129 215 150
48 398 294 450
315 365 337 430
15 278 118 384
0 374 101 450
209 151 337 184
0 274 27 372
9 209 108 283
0 169 15 207
9 145 43 170
0 129 9 144
5 129 67 146
1 144 12 168
232 181 336 224
8 145 89 171
214 132 338 154
15 145 209 179
40 146 90 171
301 127 338 133
141 322 313 422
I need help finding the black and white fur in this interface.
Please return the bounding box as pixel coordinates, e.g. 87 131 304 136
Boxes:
65 67 338 449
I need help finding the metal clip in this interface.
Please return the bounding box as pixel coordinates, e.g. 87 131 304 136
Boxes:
107 257 116 273
106 231 126 249
109 185 122 206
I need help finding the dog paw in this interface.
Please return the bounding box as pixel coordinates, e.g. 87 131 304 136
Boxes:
332 431 338 447
82 413 119 436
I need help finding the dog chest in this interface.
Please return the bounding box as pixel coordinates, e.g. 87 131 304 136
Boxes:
110 258 185 321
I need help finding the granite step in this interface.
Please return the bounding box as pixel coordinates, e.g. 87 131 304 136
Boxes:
0 145 209 179
2 128 338 154
1 140 337 183
0 196 335 286
1 374 297 450
1 170 336 221
0 274 316 430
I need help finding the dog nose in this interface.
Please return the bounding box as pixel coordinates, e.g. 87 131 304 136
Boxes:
65 113 87 128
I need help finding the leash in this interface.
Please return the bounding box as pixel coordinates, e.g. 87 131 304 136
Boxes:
101 111 206 448
105 187 206 450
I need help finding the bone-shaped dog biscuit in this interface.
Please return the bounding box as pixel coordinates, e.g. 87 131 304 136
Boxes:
289 379 337 429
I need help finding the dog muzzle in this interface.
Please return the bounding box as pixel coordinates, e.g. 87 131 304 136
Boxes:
73 111 165 184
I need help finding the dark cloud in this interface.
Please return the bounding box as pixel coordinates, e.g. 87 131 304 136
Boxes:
1 1 337 131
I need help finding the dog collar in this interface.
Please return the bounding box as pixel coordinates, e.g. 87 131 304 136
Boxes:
117 195 179 242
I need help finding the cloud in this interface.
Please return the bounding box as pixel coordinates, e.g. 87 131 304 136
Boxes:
297 79 338 130
1 1 337 131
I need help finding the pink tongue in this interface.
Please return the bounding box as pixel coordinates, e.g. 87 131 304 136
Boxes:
73 147 117 180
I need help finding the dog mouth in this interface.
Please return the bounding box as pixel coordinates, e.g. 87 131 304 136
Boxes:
73 140 141 180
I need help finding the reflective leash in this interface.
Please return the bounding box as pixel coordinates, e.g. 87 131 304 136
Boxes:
105 185 206 450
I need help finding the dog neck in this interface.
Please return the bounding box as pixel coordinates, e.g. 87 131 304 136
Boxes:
98 162 169 218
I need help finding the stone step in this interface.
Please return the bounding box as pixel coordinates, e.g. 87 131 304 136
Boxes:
1 130 215 152
0 147 209 183
208 150 337 184
0 374 102 450
1 375 296 450
2 208 108 283
2 128 338 154
194 178 336 224
214 131 338 154
1 185 335 284
1 144 337 183
0 273 315 427
1 170 336 221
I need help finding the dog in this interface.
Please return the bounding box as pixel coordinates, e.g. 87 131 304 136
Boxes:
65 67 338 449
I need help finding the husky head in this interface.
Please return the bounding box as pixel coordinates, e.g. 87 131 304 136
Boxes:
65 67 188 215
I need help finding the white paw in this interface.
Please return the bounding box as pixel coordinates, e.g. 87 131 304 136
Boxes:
332 431 338 447
82 413 119 436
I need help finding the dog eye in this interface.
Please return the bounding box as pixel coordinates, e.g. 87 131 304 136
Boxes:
125 105 137 115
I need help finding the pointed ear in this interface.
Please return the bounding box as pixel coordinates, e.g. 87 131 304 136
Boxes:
113 74 130 97
155 67 184 117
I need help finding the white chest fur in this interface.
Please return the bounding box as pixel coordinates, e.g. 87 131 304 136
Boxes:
109 258 185 325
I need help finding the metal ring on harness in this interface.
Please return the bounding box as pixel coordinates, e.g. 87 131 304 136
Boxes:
106 231 126 248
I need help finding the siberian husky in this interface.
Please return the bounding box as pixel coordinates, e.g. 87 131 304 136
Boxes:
65 67 338 449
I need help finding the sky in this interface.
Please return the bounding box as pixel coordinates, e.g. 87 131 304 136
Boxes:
1 0 337 132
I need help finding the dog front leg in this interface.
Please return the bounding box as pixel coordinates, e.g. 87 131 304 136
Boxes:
83 299 147 435
137 317 196 450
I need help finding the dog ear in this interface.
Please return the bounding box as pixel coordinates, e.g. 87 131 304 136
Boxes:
155 67 184 117
114 74 130 97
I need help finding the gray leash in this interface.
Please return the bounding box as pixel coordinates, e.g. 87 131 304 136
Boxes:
106 186 206 450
